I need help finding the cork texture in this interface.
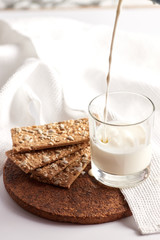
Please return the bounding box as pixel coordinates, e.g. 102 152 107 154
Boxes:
3 159 132 224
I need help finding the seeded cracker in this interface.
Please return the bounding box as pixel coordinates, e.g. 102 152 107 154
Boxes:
6 142 88 173
31 143 89 179
31 146 91 189
11 118 89 153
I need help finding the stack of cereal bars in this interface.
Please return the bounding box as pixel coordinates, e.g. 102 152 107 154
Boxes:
6 118 90 189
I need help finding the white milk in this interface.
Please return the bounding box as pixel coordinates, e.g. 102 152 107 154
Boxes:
104 0 123 123
91 124 151 175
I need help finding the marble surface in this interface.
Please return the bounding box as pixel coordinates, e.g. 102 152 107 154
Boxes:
0 0 155 10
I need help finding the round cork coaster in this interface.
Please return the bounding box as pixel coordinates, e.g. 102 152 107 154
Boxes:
3 159 132 224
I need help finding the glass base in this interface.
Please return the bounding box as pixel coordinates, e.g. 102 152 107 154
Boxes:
91 162 150 188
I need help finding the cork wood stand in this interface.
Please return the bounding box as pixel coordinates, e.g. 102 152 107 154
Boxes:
3 159 132 224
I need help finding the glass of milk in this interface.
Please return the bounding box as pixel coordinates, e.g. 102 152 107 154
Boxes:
88 92 155 188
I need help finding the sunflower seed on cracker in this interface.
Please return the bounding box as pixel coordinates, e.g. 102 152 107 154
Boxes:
6 142 89 174
30 146 91 188
11 118 89 153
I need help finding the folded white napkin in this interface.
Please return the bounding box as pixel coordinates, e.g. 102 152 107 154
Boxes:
0 17 160 235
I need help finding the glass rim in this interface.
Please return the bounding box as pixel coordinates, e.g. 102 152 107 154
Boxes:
88 91 155 127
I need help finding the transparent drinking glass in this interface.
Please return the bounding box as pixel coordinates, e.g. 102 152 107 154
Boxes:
88 92 155 188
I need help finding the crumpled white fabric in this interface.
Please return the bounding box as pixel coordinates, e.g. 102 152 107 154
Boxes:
0 17 160 234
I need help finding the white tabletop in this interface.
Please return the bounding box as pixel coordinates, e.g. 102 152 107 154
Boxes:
0 7 160 240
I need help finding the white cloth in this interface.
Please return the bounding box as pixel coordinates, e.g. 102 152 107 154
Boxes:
0 17 160 235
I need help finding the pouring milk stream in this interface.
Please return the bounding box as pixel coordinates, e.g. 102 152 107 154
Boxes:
88 0 154 185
